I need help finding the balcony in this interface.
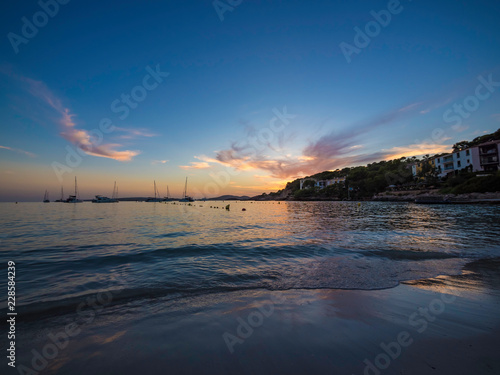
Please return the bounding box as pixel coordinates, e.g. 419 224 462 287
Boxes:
480 156 499 165
479 147 498 155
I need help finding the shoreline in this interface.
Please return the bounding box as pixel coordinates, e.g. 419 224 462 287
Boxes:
12 258 500 375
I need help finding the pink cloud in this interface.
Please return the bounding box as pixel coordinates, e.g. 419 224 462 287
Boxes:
13 74 140 162
183 103 445 180
179 162 211 170
0 145 36 158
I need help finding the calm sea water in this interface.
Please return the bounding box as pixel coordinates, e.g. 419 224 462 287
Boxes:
1 201 500 318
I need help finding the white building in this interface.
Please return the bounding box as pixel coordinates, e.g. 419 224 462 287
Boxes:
420 140 500 178
299 176 346 190
478 140 500 172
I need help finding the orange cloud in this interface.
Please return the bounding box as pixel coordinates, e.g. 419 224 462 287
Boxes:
179 162 211 170
383 143 451 160
15 74 140 162
181 103 450 180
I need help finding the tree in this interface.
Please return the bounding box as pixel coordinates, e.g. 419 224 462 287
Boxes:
452 140 470 152
417 156 438 183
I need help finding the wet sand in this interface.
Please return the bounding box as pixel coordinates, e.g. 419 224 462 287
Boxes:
12 259 500 375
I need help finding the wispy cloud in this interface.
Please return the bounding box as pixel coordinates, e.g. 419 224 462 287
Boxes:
151 159 168 165
452 125 469 132
206 103 421 179
383 142 451 160
0 145 37 158
181 102 456 180
11 73 140 161
115 127 159 139
419 97 454 114
179 161 211 170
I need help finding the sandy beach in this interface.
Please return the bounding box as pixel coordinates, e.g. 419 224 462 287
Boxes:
12 258 499 375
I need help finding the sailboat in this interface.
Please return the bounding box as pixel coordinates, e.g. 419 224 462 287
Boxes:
92 181 119 203
179 177 194 202
43 190 50 203
64 177 83 203
146 180 163 202
55 187 64 202
163 185 174 202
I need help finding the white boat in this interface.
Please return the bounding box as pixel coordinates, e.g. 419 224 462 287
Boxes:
146 180 163 202
92 182 119 203
64 177 83 203
92 195 118 203
179 177 194 202
43 190 50 203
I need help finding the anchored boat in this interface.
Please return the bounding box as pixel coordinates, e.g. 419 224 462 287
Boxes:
92 181 119 203
64 177 83 203
146 180 163 202
179 177 194 202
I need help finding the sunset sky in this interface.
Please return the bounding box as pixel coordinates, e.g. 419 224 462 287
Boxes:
1 0 500 201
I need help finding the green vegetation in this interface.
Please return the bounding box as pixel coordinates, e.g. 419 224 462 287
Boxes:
262 128 500 200
286 157 417 200
452 128 500 151
440 171 500 194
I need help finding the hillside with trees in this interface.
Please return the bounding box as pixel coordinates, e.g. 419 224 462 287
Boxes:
253 129 500 201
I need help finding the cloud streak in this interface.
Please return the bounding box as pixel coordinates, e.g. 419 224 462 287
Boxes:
0 145 37 158
179 161 211 170
14 74 140 161
115 127 159 139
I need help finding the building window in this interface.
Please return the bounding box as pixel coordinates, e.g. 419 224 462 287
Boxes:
437 158 440 163
457 161 461 168
467 159 470 164
466 150 470 156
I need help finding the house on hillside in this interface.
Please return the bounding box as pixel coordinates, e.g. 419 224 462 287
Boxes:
299 176 346 190
412 139 500 178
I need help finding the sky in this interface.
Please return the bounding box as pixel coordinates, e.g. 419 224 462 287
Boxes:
1 0 499 201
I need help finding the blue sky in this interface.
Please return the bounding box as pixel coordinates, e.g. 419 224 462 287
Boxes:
1 0 499 200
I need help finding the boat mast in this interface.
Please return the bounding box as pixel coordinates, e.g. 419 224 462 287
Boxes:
154 180 157 199
184 177 188 198
60 186 63 200
167 186 170 199
75 177 78 197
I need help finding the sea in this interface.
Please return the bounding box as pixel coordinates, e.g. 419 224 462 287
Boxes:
1 200 500 319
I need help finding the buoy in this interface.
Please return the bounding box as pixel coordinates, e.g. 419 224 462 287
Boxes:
225 204 230 210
